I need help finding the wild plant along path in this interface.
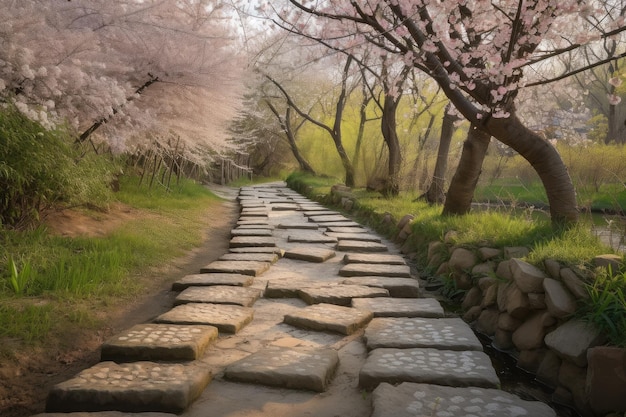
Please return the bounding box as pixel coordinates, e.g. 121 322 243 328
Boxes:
38 182 556 417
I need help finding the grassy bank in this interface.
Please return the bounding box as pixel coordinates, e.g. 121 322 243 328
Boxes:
0 176 222 358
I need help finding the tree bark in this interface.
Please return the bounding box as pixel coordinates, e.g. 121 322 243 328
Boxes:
425 106 456 204
443 124 491 215
381 96 401 196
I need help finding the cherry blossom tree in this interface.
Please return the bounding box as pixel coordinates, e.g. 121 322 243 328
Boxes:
267 0 626 225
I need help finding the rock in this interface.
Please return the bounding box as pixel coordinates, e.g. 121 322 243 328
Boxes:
443 230 458 244
544 259 562 279
593 254 623 275
427 241 446 264
396 214 414 231
351 298 444 318
397 221 414 241
475 308 499 336
505 284 531 319
478 276 498 291
463 305 483 322
558 360 592 415
338 263 411 278
453 271 473 290
461 286 482 310
517 349 547 374
536 350 561 388
586 346 626 415
512 312 554 351
480 284 498 308
510 258 546 293
560 267 589 300
504 246 530 259
496 282 510 312
434 261 449 277
493 328 514 351
543 278 577 318
544 319 606 366
478 247 501 261
472 262 495 278
498 313 523 332
283 303 373 335
495 259 513 281
448 247 477 272
528 292 547 310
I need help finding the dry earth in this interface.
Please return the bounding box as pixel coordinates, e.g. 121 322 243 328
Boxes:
0 195 238 417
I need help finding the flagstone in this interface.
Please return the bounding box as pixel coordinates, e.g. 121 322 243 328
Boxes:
270 204 299 211
174 286 263 307
45 361 212 413
370 382 556 417
317 221 361 228
336 240 388 253
235 224 274 230
359 348 499 390
228 247 285 256
308 214 350 223
284 247 336 263
287 231 338 244
325 226 369 234
298 285 389 306
265 281 328 298
364 317 483 351
351 298 444 318
224 346 339 392
172 273 254 291
343 253 406 265
229 236 277 248
325 232 382 242
230 228 273 237
237 219 270 226
155 303 254 333
276 222 320 230
283 303 373 335
339 263 411 278
303 210 340 217
219 252 279 264
342 277 419 298
200 260 270 276
100 324 218 362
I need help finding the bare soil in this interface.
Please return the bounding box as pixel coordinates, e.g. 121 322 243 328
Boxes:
0 196 238 417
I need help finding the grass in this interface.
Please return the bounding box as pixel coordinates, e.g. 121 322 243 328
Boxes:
0 176 222 358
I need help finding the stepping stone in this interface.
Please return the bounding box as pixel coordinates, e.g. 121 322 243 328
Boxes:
219 252 279 264
236 224 274 230
325 232 382 242
365 317 483 351
101 324 218 362
45 361 212 413
343 253 406 265
283 303 373 335
35 413 176 417
230 228 272 237
308 214 349 223
174 286 263 307
239 211 268 217
317 221 361 228
298 205 327 211
238 216 268 222
271 203 299 211
276 222 319 230
229 247 285 256
284 247 336 263
371 382 556 417
237 220 269 226
326 226 368 233
342 277 419 298
303 210 339 217
298 285 389 306
155 303 254 333
224 346 339 392
172 273 254 291
359 348 499 390
337 240 388 253
229 236 277 248
339 263 411 277
265 281 326 298
352 298 445 318
287 232 338 244
200 260 270 276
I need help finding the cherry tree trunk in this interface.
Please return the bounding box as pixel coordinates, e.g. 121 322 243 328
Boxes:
381 97 402 196
443 124 490 215
425 110 456 204
486 113 578 225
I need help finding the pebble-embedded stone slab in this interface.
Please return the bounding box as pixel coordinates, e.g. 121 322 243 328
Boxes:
155 303 254 334
172 273 254 291
34 412 177 417
219 252 279 264
364 317 483 351
326 226 369 234
287 231 338 244
229 247 285 256
298 285 389 306
317 221 361 228
230 228 273 237
342 277 419 298
229 236 277 248
352 298 445 318
237 220 270 226
336 240 388 253
239 210 268 217
100 324 218 362
174 286 263 307
308 214 350 223
359 348 499 391
265 281 327 298
45 361 212 413
224 346 339 392
339 263 411 278
276 222 319 230
283 303 373 335
236 224 274 230
302 210 340 217
371 382 557 417
343 253 406 265
271 203 299 211
325 232 382 242
284 247 336 263
200 260 270 276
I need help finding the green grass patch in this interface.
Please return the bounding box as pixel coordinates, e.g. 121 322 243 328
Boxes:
0 176 222 357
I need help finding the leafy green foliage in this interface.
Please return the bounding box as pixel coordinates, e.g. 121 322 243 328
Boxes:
0 105 116 228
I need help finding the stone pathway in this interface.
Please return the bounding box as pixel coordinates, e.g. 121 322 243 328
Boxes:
36 182 556 417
